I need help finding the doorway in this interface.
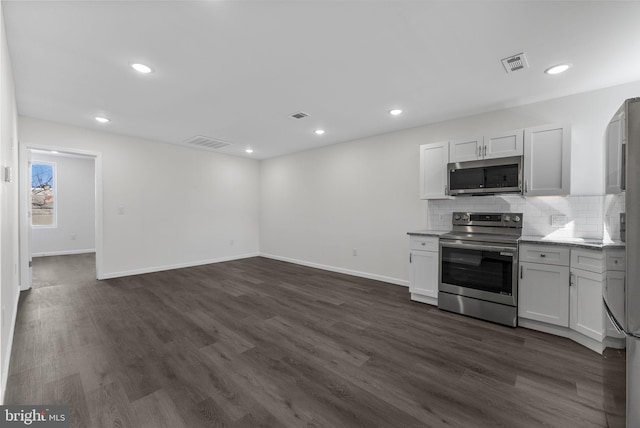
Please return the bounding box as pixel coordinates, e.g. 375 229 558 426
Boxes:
19 143 104 290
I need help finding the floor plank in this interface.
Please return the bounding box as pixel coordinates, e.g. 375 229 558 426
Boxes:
5 254 626 427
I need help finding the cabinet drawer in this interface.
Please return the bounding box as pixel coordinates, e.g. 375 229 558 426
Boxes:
571 249 604 273
519 244 569 266
410 236 439 252
606 249 625 272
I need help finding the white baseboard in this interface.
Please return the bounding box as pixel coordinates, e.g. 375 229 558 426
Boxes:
99 252 260 280
1 286 20 404
410 293 437 306
32 249 96 258
259 253 408 287
518 318 608 354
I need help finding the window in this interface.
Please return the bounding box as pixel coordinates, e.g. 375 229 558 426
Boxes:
31 162 57 227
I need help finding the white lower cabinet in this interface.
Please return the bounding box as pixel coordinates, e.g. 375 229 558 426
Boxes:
570 267 604 342
518 244 612 353
570 249 605 343
519 262 569 327
409 236 439 305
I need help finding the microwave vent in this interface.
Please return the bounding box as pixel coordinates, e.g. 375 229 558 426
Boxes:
183 135 232 150
501 53 529 74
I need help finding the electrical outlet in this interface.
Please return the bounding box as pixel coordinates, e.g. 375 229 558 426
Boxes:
71 234 77 240
551 215 568 227
352 248 358 256
229 240 234 246
439 214 445 222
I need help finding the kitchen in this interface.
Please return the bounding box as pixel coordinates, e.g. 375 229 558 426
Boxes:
2 1 640 427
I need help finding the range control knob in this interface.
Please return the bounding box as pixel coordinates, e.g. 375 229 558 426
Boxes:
504 215 511 222
454 214 461 221
462 214 469 221
513 215 521 223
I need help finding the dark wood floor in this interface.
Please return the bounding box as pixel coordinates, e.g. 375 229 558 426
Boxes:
6 254 626 427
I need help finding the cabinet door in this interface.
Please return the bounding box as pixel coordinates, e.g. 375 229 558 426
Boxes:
419 142 449 199
605 270 625 338
519 262 570 327
605 109 625 194
524 124 571 196
449 136 483 162
409 250 438 299
484 129 524 159
570 269 604 342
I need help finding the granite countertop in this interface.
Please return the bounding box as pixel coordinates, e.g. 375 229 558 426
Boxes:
407 231 625 249
407 230 450 237
519 235 625 249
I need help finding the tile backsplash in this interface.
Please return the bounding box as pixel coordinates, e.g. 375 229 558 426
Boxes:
427 195 605 239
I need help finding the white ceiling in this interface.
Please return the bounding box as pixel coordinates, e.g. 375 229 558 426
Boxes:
4 1 640 159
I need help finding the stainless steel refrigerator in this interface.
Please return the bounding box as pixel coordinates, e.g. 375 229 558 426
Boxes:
604 97 640 428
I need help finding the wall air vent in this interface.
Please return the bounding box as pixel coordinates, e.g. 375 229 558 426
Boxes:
290 111 310 119
183 135 232 150
501 52 529 74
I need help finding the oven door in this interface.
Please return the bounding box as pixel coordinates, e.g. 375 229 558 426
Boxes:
439 240 518 306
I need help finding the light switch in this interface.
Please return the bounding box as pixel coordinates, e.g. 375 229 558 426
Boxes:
117 205 125 215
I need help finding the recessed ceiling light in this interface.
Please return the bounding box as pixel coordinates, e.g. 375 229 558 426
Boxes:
544 64 571 75
389 109 403 116
131 63 152 74
314 129 325 135
94 116 110 123
245 148 253 154
50 151 59 154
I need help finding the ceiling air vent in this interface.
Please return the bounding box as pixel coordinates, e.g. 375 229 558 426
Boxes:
183 135 232 150
501 52 529 74
290 111 309 119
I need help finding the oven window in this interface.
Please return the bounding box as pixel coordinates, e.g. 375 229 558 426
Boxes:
441 246 513 295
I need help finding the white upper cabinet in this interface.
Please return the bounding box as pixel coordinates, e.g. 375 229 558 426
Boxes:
605 107 625 194
449 136 483 162
449 130 523 163
484 129 524 160
523 124 571 196
419 141 450 199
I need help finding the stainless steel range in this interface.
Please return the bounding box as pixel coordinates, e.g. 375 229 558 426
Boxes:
438 212 523 327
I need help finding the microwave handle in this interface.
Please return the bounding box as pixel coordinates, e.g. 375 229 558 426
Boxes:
444 184 448 196
440 241 516 254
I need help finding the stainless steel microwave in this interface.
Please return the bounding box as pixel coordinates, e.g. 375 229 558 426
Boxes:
447 156 523 196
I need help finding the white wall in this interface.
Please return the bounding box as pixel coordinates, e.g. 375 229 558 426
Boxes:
31 152 95 257
19 117 261 278
260 80 640 285
0 1 20 403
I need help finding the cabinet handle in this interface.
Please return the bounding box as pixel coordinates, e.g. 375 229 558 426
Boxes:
570 273 574 287
520 265 523 279
483 145 487 157
410 253 412 263
540 253 546 258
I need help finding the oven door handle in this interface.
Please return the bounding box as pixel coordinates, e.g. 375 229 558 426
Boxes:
440 241 516 254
